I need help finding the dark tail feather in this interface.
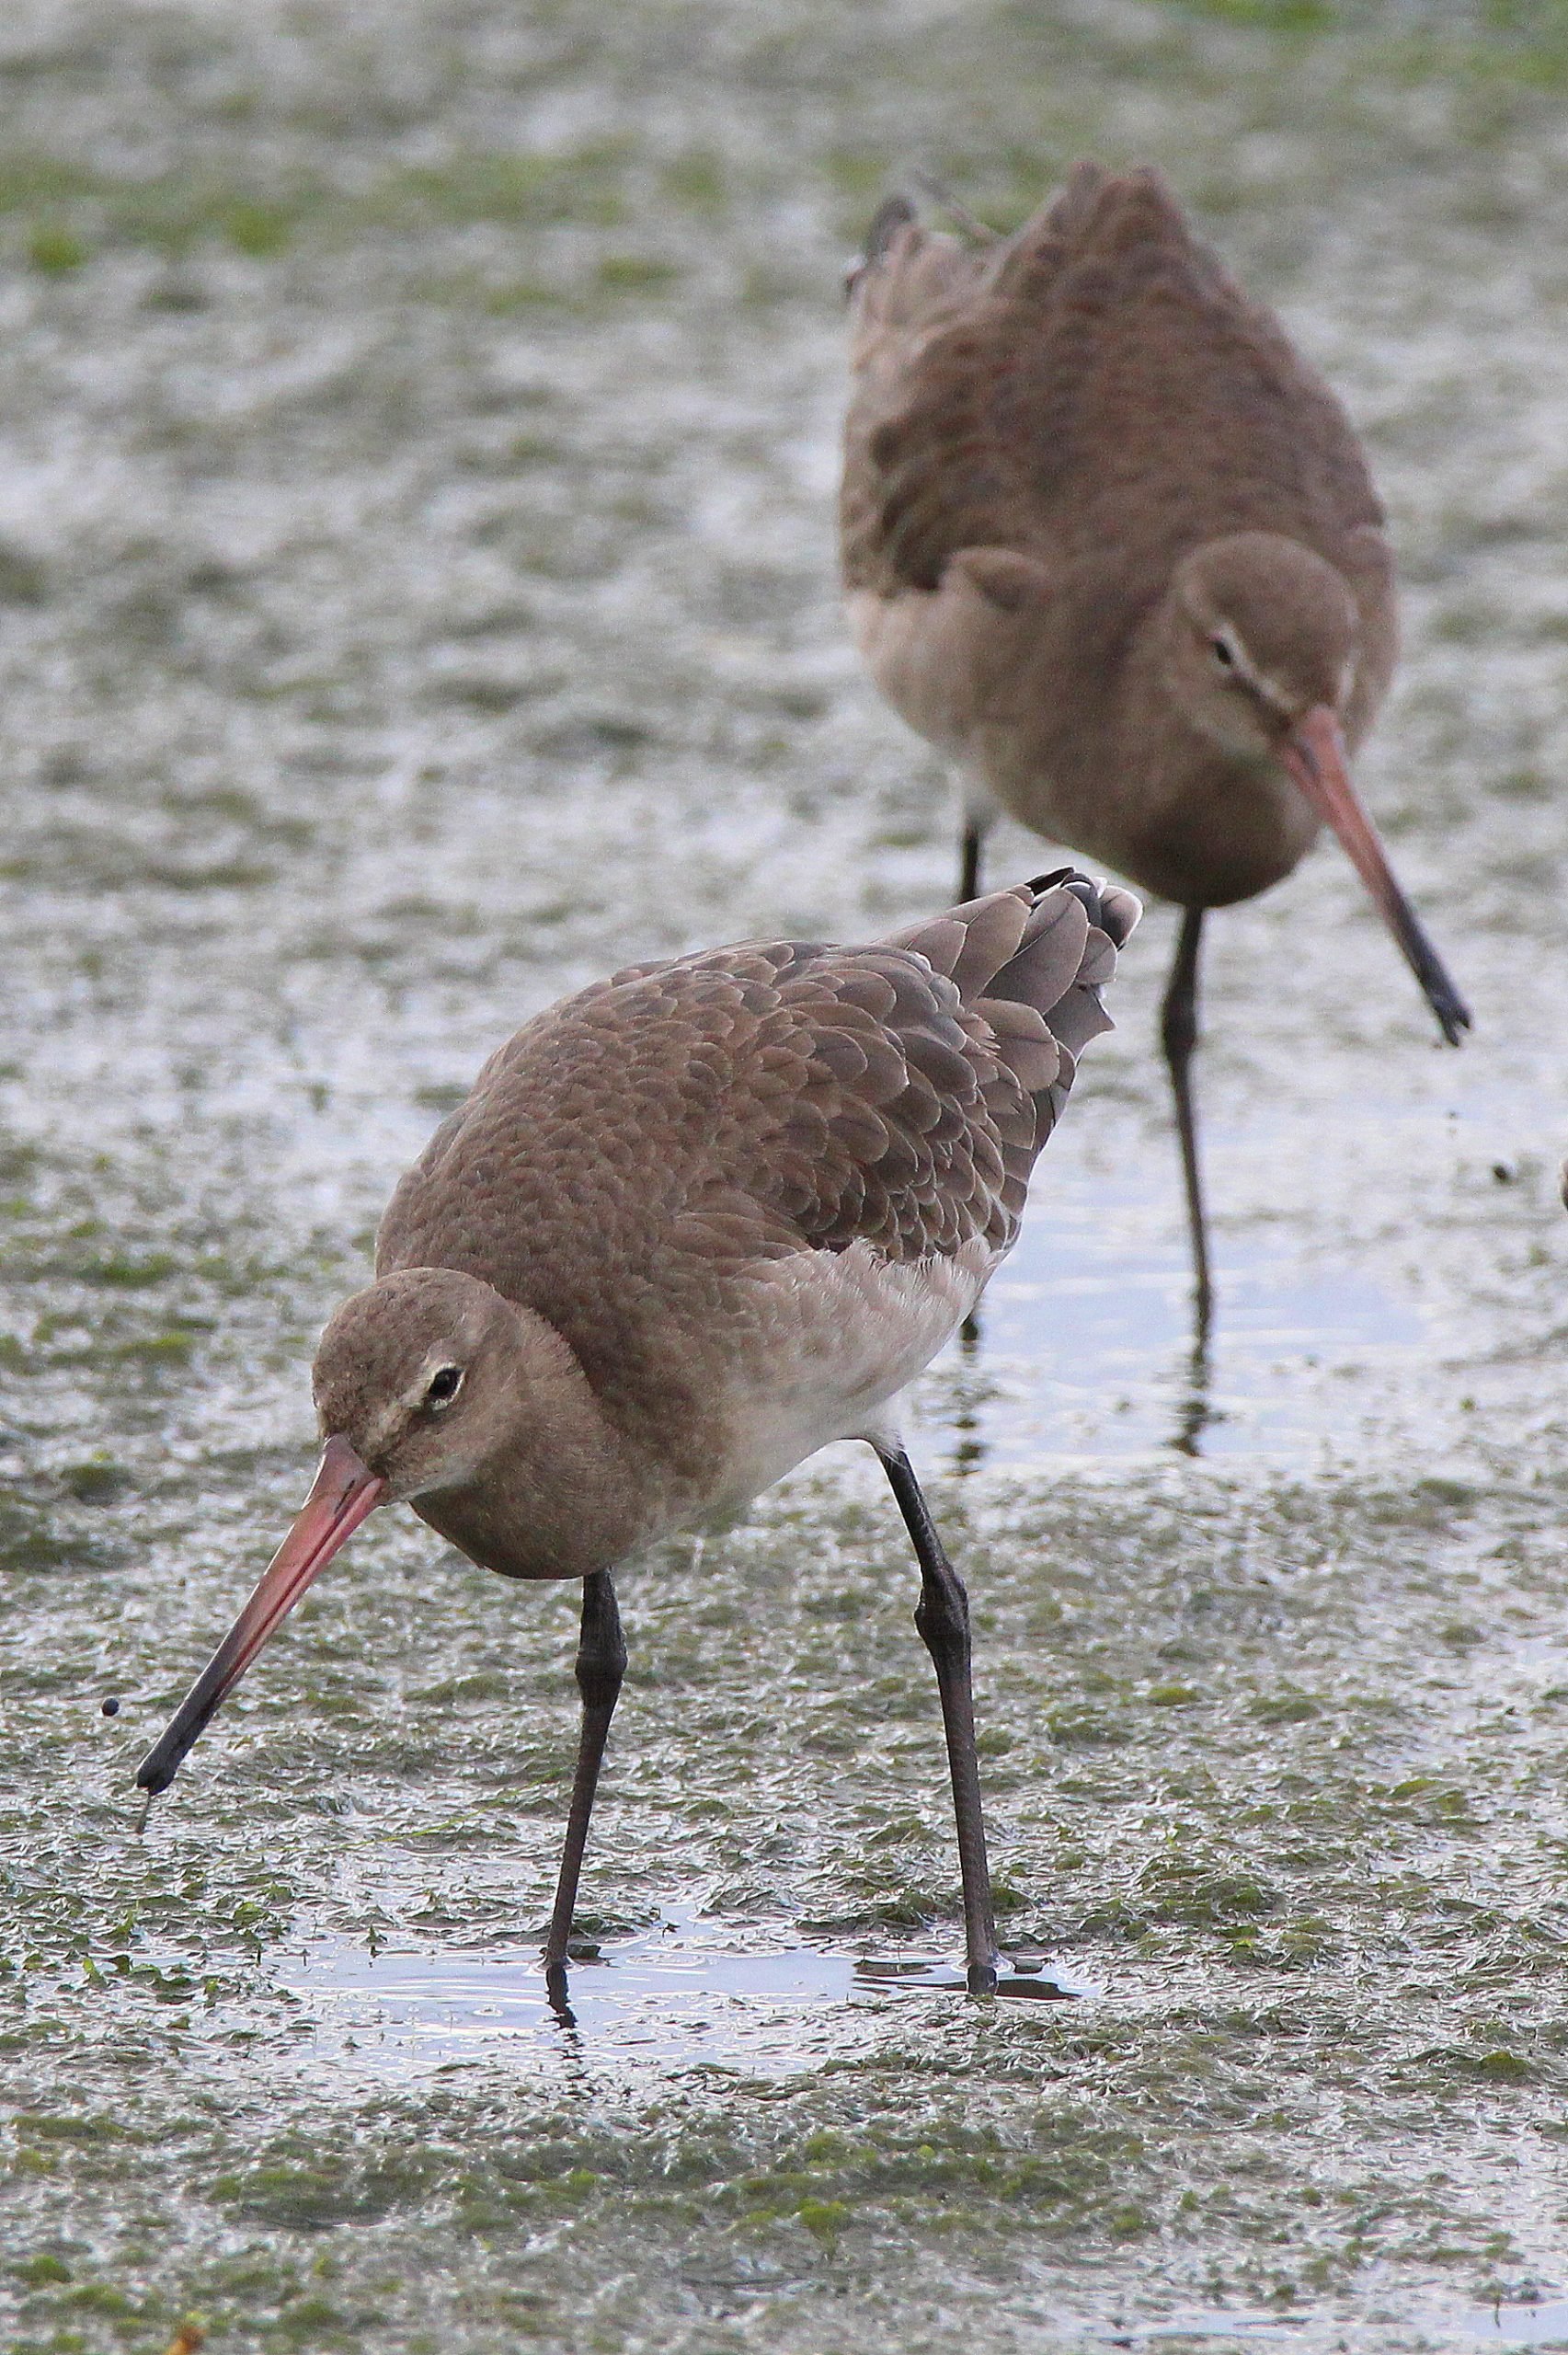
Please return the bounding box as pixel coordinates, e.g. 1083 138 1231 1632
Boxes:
888 869 1140 1166
846 193 917 302
864 192 917 263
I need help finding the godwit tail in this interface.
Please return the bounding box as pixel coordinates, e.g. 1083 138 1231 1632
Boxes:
887 867 1140 1235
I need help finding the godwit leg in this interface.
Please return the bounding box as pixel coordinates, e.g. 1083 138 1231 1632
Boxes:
876 1443 1001 1995
544 1568 626 1981
959 817 986 904
956 789 992 1329
1160 905 1213 1340
956 772 998 902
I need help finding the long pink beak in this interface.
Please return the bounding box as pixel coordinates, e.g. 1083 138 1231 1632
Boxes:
1281 705 1470 1046
136 1434 386 1798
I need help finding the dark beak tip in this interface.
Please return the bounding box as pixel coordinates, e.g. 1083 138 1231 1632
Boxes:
1426 974 1472 1048
135 1439 386 1804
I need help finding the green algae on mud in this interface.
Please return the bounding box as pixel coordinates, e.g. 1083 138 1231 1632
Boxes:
3 0 1568 2349
8 1462 1568 2349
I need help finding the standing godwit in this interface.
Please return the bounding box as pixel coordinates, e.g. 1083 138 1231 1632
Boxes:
137 871 1139 1996
841 163 1469 1327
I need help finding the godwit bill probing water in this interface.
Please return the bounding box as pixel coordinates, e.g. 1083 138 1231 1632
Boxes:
137 872 1139 1996
842 163 1469 1325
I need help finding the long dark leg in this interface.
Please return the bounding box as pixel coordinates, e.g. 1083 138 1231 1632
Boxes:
956 786 988 1350
1161 905 1213 1342
544 1569 626 1973
876 1443 1001 1994
959 817 985 904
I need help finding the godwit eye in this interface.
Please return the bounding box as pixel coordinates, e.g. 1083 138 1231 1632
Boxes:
1210 633 1236 671
426 1364 464 1408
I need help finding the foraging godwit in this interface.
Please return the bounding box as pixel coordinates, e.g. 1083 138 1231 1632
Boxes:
138 871 1139 1995
842 163 1469 1326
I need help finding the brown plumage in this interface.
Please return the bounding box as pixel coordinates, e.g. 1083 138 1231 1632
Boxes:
139 871 1139 1997
842 163 1469 1322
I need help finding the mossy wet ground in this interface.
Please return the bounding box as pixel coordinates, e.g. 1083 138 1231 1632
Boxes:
3 2 1568 2349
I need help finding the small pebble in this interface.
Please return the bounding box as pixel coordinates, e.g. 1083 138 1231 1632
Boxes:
1492 1161 1515 1185
100 1696 120 1717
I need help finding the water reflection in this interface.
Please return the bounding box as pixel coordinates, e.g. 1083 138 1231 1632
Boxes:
1167 1330 1218 1460
280 1921 893 2074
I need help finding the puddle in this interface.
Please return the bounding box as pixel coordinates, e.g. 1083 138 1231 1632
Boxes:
1036 2304 1568 2349
922 1167 1431 1474
1458 2306 1568 2346
274 1917 1089 2074
1070 2315 1307 2344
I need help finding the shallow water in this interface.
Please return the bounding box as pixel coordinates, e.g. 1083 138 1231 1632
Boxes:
4 2 1568 2350
272 1916 1081 2080
282 1920 880 2077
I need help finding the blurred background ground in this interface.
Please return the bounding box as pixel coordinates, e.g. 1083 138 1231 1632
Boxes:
2 2 1568 2349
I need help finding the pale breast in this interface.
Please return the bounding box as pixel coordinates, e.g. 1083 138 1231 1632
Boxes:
700 1236 992 1518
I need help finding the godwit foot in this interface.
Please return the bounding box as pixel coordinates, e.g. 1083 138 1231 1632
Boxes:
857 1954 1088 2001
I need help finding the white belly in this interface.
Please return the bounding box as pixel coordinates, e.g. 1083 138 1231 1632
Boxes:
708 1238 992 1511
